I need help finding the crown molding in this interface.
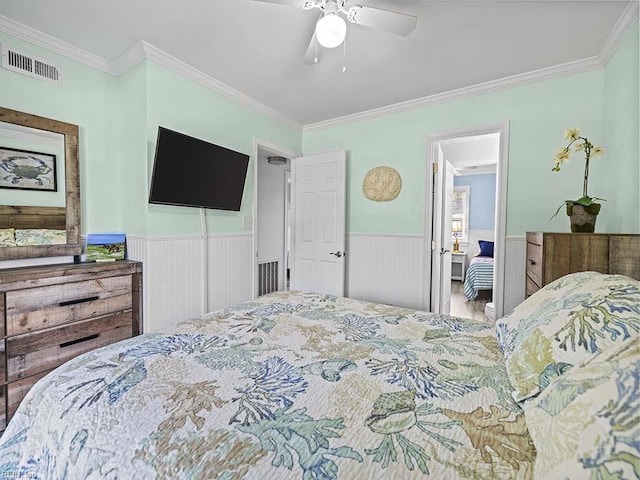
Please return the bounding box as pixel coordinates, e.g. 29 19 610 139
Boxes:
598 0 639 65
303 56 603 133
0 16 301 132
0 14 110 72
134 42 302 131
109 42 147 77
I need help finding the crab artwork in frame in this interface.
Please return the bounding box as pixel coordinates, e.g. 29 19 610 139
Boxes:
0 146 57 192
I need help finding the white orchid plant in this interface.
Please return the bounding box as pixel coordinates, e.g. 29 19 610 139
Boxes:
550 128 605 219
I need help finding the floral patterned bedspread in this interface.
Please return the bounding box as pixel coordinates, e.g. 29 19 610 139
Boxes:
0 291 534 479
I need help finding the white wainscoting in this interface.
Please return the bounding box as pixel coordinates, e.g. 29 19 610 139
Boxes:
127 234 253 333
207 234 254 312
345 233 425 309
345 233 527 316
127 232 527 332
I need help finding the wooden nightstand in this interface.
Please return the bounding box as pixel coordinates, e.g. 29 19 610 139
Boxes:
451 252 467 281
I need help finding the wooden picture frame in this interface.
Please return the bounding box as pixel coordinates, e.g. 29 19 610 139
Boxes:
0 146 57 192
0 106 80 260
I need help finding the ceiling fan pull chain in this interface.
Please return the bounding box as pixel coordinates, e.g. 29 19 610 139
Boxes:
342 34 347 73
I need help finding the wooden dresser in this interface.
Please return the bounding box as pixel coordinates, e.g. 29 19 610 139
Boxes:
526 232 640 296
0 260 143 431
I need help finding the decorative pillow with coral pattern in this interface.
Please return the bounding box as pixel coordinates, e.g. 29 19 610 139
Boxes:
0 228 16 247
496 271 640 401
522 337 639 479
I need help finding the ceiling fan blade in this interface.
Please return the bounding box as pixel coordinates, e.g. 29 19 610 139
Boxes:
346 5 418 36
251 0 317 8
303 31 324 65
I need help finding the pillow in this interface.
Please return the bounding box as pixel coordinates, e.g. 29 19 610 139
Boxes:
522 337 639 479
478 240 494 257
14 229 66 246
497 271 640 402
0 228 16 247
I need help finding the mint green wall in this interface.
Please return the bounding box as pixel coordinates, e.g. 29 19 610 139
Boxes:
144 62 301 236
1 24 636 239
116 61 148 236
0 32 301 239
303 71 606 236
0 32 120 234
602 22 639 233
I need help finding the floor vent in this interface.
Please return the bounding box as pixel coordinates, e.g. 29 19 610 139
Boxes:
2 43 62 85
258 260 278 296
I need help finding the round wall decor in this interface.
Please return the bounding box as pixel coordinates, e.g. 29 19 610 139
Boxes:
362 166 402 202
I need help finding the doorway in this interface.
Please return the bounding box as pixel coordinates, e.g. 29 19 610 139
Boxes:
253 139 298 297
424 122 509 320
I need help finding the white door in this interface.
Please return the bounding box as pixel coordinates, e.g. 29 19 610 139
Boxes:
291 150 346 296
431 147 454 314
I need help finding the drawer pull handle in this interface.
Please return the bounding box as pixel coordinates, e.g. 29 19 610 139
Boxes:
528 259 536 265
59 296 99 307
60 334 99 348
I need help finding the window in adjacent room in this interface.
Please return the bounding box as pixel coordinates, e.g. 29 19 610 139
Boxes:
452 185 470 244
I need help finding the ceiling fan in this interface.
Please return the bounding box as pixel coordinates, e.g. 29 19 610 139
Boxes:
252 0 418 65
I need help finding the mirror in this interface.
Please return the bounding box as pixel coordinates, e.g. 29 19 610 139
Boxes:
0 107 80 260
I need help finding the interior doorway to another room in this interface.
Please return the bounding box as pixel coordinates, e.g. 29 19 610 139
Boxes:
426 123 509 321
254 141 297 297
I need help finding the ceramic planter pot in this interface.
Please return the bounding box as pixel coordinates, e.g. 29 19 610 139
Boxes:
566 203 601 233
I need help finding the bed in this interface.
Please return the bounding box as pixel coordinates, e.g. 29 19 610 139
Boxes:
463 256 494 300
1 271 638 480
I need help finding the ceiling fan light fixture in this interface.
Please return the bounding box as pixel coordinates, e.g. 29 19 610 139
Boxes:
316 12 346 48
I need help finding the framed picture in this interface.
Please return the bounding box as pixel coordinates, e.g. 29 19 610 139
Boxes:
452 185 470 243
0 146 57 191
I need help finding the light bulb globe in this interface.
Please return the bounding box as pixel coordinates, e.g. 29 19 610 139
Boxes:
316 13 346 49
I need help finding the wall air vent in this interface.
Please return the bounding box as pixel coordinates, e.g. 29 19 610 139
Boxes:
1 43 62 86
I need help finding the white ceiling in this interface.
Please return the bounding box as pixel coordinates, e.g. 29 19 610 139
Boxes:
0 1 631 125
441 133 500 175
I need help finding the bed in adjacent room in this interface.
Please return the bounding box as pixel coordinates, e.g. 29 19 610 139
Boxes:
463 256 494 300
1 272 638 480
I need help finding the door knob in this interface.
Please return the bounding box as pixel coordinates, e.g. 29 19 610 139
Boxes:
440 248 450 255
330 251 343 258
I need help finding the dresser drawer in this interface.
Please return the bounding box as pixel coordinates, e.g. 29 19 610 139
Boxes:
7 370 49 420
0 384 5 431
526 242 543 286
5 275 132 336
6 312 133 382
526 274 540 297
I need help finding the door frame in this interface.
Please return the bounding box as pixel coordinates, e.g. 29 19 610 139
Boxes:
252 138 300 299
423 121 510 318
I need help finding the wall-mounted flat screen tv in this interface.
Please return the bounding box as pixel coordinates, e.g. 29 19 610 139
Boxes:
149 127 250 211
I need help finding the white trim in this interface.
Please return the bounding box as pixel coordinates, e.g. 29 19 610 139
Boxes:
109 41 146 77
252 137 301 299
0 14 110 72
424 121 510 319
347 232 422 239
304 57 600 132
0 6 633 131
136 42 301 131
0 18 301 131
598 1 639 65
126 233 252 242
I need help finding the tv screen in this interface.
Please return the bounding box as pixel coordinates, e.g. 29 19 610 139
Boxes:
149 127 249 211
